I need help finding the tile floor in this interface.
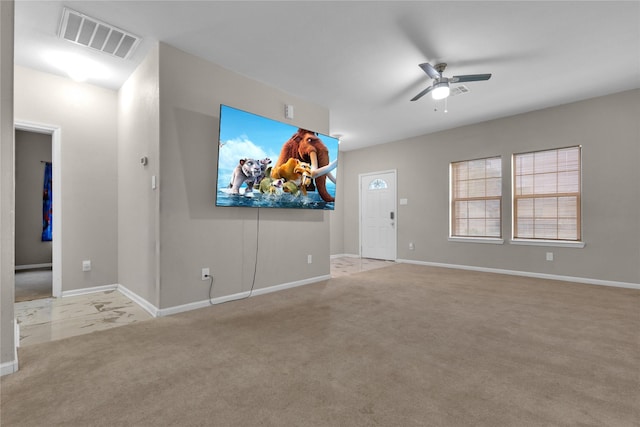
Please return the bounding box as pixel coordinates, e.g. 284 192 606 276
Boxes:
15 268 52 302
15 289 152 346
15 257 394 347
330 256 395 278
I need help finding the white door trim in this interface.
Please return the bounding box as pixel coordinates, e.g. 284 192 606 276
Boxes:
15 121 62 298
358 169 397 260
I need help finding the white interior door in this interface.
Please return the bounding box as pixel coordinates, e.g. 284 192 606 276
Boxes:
360 171 397 260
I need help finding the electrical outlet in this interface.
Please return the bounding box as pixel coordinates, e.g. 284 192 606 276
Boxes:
82 260 91 271
409 242 415 250
201 268 210 280
546 252 554 261
307 254 312 264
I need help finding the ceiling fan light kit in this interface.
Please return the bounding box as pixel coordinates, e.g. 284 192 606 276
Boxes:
411 62 491 103
431 81 450 100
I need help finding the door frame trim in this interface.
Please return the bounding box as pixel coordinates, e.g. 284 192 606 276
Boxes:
15 121 62 298
358 169 397 260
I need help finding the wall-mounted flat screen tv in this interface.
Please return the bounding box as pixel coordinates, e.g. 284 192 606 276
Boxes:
216 105 338 210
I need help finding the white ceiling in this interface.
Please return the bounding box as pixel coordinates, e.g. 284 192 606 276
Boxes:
14 1 640 151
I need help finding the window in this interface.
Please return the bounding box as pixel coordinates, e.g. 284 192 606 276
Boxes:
451 157 502 238
368 179 388 190
513 146 581 241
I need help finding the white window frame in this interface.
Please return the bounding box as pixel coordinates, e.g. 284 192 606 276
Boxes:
511 146 585 248
449 156 504 244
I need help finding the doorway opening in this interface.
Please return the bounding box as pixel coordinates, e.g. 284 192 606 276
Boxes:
14 122 61 300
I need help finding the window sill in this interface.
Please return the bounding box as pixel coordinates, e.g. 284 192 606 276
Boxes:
510 239 585 248
448 237 504 245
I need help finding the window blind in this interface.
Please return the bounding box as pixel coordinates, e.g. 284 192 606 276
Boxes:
513 146 581 241
451 156 502 238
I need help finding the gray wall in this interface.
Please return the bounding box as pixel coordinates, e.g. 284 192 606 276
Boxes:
156 43 331 309
1 0 15 367
14 67 118 292
15 130 52 266
10 39 333 319
329 159 345 256
118 44 160 307
340 90 640 284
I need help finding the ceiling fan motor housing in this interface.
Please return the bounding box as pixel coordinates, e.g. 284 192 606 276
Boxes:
434 63 448 73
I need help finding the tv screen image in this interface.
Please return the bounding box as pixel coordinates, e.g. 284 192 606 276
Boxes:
216 105 339 210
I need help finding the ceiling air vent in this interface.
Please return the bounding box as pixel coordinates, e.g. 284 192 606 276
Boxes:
58 8 140 59
450 85 470 97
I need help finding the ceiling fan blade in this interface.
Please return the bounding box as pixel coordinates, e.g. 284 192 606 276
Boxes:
450 73 492 83
419 62 440 79
410 85 435 102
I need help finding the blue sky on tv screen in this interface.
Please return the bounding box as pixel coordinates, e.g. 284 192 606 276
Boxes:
217 105 339 187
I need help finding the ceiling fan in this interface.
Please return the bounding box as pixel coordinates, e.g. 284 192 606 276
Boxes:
410 62 492 102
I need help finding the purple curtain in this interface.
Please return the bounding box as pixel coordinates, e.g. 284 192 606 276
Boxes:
42 162 52 241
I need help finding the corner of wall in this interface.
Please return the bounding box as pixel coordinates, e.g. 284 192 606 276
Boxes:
0 0 16 369
117 42 161 307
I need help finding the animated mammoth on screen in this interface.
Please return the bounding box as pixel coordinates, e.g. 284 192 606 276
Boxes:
271 128 337 202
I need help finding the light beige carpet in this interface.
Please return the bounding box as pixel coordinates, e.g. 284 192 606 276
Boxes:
2 263 639 426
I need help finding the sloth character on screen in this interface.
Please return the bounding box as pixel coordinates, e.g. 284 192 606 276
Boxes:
272 129 337 202
258 168 286 195
271 158 313 196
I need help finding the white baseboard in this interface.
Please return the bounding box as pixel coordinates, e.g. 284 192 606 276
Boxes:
59 284 159 317
397 259 640 290
53 274 331 320
156 291 251 317
56 283 251 318
250 274 331 297
156 274 330 317
0 358 18 377
117 285 159 318
61 284 161 318
1 320 20 377
15 263 52 271
61 284 118 298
